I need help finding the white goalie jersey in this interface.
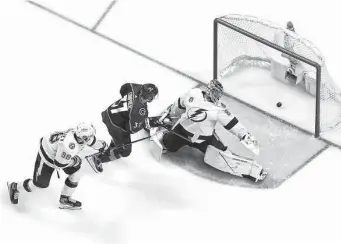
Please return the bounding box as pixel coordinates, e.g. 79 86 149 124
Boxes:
153 87 264 181
169 88 248 143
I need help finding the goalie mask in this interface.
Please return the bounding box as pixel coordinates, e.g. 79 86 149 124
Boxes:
75 123 96 144
139 83 159 103
206 79 224 104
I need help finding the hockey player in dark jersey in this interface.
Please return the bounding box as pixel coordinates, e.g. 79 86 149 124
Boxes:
90 83 158 171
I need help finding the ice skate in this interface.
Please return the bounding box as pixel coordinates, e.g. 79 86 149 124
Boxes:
59 195 82 210
7 182 19 204
86 152 104 173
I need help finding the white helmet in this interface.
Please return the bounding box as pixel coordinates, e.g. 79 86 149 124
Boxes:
206 79 224 104
75 123 96 144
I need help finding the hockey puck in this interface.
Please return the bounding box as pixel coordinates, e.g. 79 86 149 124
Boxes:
276 102 282 108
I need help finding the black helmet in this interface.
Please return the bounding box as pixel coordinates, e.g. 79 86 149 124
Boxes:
286 21 295 32
140 83 158 102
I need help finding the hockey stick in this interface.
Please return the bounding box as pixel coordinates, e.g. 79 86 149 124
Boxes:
112 134 153 150
85 128 165 173
158 124 193 144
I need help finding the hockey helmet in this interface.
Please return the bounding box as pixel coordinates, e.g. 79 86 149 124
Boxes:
206 79 224 104
286 21 295 32
140 83 158 103
75 123 96 144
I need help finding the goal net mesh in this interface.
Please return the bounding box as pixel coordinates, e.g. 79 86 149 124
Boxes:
216 14 341 133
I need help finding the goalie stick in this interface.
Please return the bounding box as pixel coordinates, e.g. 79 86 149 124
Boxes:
147 115 195 144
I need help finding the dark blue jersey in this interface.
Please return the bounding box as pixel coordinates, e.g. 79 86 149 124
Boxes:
104 83 148 133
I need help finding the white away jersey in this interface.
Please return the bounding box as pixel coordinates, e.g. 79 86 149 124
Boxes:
39 129 87 169
174 88 239 141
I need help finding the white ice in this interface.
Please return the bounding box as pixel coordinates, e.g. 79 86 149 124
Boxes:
1 1 341 244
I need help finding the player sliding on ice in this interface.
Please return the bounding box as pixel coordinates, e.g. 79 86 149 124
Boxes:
86 82 159 172
148 80 267 182
7 123 106 210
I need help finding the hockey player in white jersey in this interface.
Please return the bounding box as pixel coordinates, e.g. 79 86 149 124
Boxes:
7 123 106 210
148 80 267 182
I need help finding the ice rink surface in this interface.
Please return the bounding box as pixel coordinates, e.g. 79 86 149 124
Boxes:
1 1 341 244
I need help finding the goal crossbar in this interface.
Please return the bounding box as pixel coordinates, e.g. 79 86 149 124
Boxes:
213 17 322 137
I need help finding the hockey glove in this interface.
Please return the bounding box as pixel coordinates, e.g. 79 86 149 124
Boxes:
70 155 82 167
146 117 165 129
145 117 151 130
97 140 107 153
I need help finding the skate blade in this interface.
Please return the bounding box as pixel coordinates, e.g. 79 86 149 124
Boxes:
59 204 82 210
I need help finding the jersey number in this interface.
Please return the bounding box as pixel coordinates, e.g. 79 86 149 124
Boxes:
110 97 128 114
61 152 71 160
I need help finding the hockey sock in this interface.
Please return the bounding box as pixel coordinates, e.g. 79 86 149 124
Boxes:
17 179 37 193
61 176 78 197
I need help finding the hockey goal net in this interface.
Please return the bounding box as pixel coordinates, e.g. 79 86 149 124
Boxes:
214 14 341 137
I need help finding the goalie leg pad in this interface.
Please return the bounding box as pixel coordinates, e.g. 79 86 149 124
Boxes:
204 145 267 182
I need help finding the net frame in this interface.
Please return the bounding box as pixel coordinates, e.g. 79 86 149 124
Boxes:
213 16 322 137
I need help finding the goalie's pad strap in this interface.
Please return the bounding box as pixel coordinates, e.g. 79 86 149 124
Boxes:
224 117 239 130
